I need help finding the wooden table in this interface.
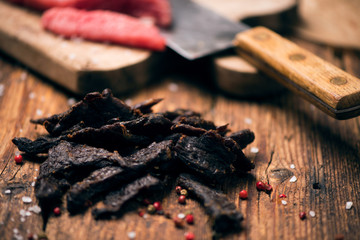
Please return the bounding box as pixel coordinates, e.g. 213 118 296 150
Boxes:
0 38 360 240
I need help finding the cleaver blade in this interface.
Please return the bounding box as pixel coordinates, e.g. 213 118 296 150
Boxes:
161 0 249 60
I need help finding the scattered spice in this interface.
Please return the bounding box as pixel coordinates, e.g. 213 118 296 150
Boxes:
299 211 306 220
281 200 287 206
127 231 136 239
22 196 32 204
185 214 194 224
4 189 11 194
256 181 266 191
239 190 248 199
14 154 23 164
178 195 186 204
53 207 61 216
309 211 315 217
264 183 272 192
180 189 188 196
175 186 182 194
153 201 162 211
185 232 195 240
147 204 156 214
28 205 41 214
279 194 286 198
290 164 295 169
138 210 145 217
177 213 186 219
289 176 297 183
346 201 353 210
256 181 272 192
250 147 259 153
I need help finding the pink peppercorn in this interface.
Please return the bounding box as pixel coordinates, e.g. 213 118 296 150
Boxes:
53 207 61 216
14 155 23 164
239 190 248 199
185 232 195 240
185 214 194 224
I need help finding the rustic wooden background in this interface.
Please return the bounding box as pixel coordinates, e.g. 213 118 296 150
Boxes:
0 37 360 240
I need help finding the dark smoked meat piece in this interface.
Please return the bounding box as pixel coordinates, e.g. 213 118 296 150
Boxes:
227 129 255 149
35 141 125 207
12 136 62 155
35 175 70 203
66 122 151 152
92 175 163 219
67 166 131 214
178 116 217 131
122 140 175 173
170 124 206 136
122 113 173 137
38 141 125 178
224 138 254 172
161 109 201 122
31 89 140 136
131 98 163 114
177 174 243 234
67 140 175 213
174 131 235 183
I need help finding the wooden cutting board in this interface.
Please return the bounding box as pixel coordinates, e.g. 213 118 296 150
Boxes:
0 0 298 97
0 1 161 95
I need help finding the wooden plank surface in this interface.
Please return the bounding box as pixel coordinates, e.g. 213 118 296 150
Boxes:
0 39 360 240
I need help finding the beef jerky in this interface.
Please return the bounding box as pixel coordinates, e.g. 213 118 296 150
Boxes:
35 141 125 208
120 113 173 137
35 175 70 203
224 138 254 172
67 166 133 214
38 141 125 178
122 140 175 173
170 124 206 136
132 98 163 114
31 89 140 136
161 109 201 122
12 136 62 155
178 116 217 131
227 129 255 149
67 140 175 213
177 174 243 234
66 122 151 152
174 131 236 182
92 175 163 219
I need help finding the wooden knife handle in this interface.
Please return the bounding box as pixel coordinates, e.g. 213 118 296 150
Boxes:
234 26 360 119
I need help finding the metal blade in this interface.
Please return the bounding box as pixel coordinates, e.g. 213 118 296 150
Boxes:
161 0 249 60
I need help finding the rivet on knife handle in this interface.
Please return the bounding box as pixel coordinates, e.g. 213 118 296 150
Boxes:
234 26 360 120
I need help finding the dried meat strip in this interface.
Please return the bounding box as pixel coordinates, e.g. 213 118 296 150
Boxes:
92 175 163 219
66 122 151 153
132 98 163 114
67 140 175 213
227 129 255 149
174 131 236 183
35 141 125 205
12 136 62 155
177 174 243 234
67 166 130 213
31 89 140 136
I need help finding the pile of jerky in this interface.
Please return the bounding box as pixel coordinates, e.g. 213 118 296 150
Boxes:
13 89 255 235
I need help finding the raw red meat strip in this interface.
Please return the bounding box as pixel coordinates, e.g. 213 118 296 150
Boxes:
41 7 166 51
7 0 172 27
7 0 77 10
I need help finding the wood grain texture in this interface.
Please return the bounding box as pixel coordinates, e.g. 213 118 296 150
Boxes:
1 39 360 240
234 26 360 119
0 1 159 95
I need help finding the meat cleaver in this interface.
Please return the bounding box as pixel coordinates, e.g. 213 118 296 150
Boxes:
162 0 360 120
